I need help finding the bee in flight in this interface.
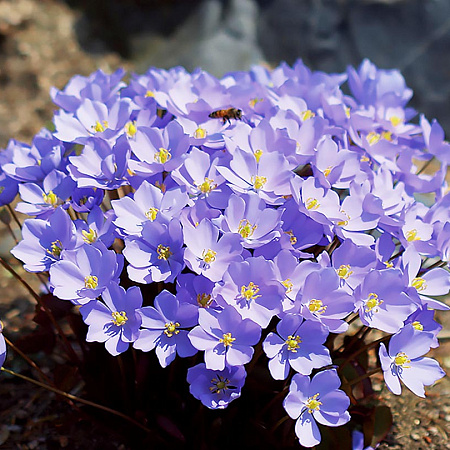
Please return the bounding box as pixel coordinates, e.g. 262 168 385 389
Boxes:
209 108 243 124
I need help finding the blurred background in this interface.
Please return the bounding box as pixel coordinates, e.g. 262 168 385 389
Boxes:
2 0 450 146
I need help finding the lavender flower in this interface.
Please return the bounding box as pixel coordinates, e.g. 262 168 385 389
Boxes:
283 369 350 447
187 363 246 409
379 324 445 397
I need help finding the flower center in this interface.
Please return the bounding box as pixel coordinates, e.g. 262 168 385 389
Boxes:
412 321 424 331
308 299 327 314
285 230 297 245
219 332 236 347
157 244 172 260
282 278 293 294
285 335 301 352
194 127 207 139
411 277 427 291
394 351 411 368
82 228 98 244
84 275 98 289
240 281 262 302
406 229 420 242
197 293 213 308
48 240 63 258
112 311 128 326
305 197 320 210
145 207 159 221
238 219 257 239
323 166 333 177
209 375 231 394
300 110 315 121
164 321 180 337
336 264 353 280
154 147 171 164
365 293 383 313
390 116 402 127
251 175 267 190
92 120 108 133
305 393 322 413
42 190 58 206
197 177 217 194
202 249 217 264
124 121 137 137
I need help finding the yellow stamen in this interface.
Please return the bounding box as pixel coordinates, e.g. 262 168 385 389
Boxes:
305 393 322 413
412 321 424 331
154 147 171 164
360 155 370 162
300 110 315 121
112 311 128 326
202 249 217 264
240 281 261 302
92 120 108 133
411 277 427 291
390 116 402 127
145 207 159 221
197 177 217 194
323 166 333 177
42 190 58 206
366 132 381 146
249 97 264 108
394 351 411 368
285 230 297 245
219 332 236 347
82 228 98 244
145 90 155 97
345 106 351 118
124 121 137 137
238 219 257 239
405 229 420 242
194 127 207 139
164 321 180 337
308 299 327 314
383 261 394 268
305 197 320 210
48 240 63 258
336 264 353 280
157 244 172 260
365 293 383 313
251 175 267 190
282 278 293 294
285 335 301 352
84 275 98 290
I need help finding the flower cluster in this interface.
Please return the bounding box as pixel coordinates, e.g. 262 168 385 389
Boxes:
2 59 449 446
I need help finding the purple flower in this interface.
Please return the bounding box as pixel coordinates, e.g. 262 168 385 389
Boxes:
133 290 198 367
187 363 246 409
176 273 219 309
80 282 142 356
263 315 331 379
11 207 79 272
213 256 284 327
283 369 350 448
123 218 185 283
188 306 261 370
49 242 123 304
354 269 416 333
379 324 445 397
183 218 242 282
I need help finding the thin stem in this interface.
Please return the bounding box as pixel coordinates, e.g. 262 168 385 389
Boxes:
255 386 289 421
424 258 447 271
6 204 22 230
4 336 52 384
338 335 390 373
4 221 19 245
416 157 435 176
347 367 382 387
269 415 290 434
0 257 80 365
0 367 158 437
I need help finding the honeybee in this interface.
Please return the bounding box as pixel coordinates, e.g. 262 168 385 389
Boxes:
209 108 243 124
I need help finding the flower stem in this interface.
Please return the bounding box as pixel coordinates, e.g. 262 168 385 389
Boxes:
347 367 382 386
0 257 80 365
1 366 159 437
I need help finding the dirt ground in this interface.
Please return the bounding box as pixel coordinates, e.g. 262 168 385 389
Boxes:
0 0 449 449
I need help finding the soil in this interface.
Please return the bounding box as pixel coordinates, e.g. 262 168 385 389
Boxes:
0 1 449 449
